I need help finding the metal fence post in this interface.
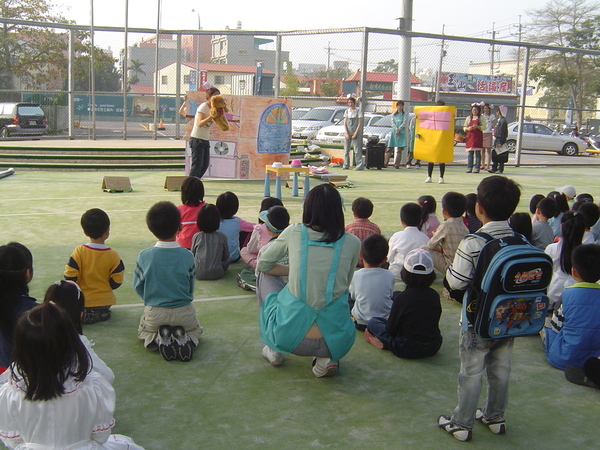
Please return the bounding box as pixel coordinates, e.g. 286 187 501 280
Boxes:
122 0 129 140
68 29 74 140
176 32 182 140
515 46 530 167
275 34 282 98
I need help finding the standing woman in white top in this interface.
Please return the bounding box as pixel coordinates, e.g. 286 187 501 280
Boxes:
480 103 496 171
343 96 364 170
189 87 220 179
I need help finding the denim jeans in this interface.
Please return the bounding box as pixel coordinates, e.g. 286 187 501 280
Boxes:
466 151 481 171
344 137 364 169
450 328 514 428
189 137 210 178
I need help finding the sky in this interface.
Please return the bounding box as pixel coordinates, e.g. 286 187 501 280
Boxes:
52 0 557 74
55 0 552 37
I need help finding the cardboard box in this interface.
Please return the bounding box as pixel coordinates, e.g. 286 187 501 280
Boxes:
164 176 188 191
101 176 132 193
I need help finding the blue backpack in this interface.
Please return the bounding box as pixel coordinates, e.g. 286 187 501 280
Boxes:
464 232 553 339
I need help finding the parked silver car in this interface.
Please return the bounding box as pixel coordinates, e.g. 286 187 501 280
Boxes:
314 113 384 145
506 122 585 156
292 106 347 140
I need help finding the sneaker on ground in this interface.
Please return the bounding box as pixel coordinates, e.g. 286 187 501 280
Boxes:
83 307 111 325
406 164 411 169
172 326 194 362
475 409 506 434
438 415 472 442
424 176 432 183
311 357 339 377
157 325 177 361
262 345 283 367
236 273 256 292
438 177 445 184
466 169 472 173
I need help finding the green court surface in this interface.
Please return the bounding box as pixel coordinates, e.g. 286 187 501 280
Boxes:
1 165 598 449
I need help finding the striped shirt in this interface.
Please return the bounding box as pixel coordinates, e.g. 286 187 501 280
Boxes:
445 221 514 292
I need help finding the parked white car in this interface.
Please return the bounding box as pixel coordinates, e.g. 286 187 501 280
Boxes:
292 106 347 140
314 113 384 145
506 122 586 156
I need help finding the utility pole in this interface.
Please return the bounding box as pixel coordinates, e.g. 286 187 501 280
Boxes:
434 24 445 103
489 23 497 76
411 52 418 75
325 42 332 75
511 16 524 94
396 0 413 102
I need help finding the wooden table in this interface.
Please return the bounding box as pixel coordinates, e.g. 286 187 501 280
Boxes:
264 165 310 199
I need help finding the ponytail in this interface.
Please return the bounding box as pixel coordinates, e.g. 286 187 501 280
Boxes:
417 195 437 231
559 211 585 275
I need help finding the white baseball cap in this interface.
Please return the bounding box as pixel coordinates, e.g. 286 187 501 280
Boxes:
558 185 576 199
403 248 434 275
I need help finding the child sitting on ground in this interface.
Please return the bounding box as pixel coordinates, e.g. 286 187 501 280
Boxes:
422 191 469 274
545 211 585 310
43 280 114 384
255 206 291 306
463 193 482 233
532 197 557 250
508 212 533 242
240 197 284 270
0 242 37 373
545 244 600 371
0 303 143 450
64 208 124 325
134 201 203 362
349 234 395 331
387 202 430 279
176 176 206 249
345 197 382 267
216 191 255 262
365 248 442 358
578 202 600 244
191 204 230 280
418 195 441 239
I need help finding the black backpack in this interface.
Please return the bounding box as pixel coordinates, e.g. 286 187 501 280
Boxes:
464 232 553 339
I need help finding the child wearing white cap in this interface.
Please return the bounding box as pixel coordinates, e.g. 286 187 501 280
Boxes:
364 248 442 359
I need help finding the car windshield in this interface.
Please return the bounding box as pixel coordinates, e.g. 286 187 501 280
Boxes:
17 105 44 115
367 116 383 126
368 115 392 127
300 109 335 121
292 109 309 120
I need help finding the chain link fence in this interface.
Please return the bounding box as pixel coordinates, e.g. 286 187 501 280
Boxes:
1 18 599 165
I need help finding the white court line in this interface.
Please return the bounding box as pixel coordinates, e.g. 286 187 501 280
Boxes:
111 294 256 309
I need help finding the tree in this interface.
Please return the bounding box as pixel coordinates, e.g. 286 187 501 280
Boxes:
280 61 300 96
0 0 69 96
319 79 341 97
73 44 121 92
373 59 398 73
526 0 600 125
128 58 146 86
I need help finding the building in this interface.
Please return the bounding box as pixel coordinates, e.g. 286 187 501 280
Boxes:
343 70 426 101
155 61 274 96
210 25 289 74
468 58 543 121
